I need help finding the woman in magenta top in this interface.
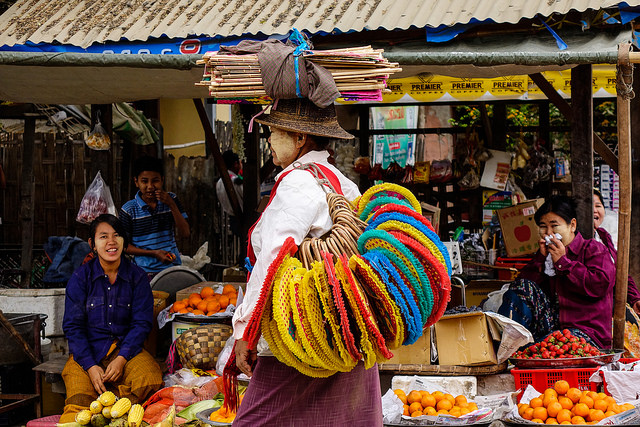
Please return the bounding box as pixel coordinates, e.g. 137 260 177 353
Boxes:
498 196 616 348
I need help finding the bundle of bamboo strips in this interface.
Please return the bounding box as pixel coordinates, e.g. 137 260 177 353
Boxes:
196 46 401 101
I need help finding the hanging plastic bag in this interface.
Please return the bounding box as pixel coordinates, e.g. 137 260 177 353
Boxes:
85 114 111 150
76 171 116 224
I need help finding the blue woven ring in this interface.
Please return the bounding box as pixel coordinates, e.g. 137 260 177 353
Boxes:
366 212 453 276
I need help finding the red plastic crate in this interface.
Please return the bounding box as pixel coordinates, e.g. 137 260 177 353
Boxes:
511 368 599 395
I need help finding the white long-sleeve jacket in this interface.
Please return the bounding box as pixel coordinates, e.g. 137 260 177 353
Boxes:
231 150 360 340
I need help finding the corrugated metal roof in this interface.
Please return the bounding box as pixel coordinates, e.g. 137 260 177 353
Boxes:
0 0 637 48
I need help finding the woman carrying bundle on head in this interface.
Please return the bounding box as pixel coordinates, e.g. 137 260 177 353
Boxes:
60 214 163 423
230 98 383 426
498 196 616 349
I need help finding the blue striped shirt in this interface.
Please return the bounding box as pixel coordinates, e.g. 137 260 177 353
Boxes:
120 191 187 272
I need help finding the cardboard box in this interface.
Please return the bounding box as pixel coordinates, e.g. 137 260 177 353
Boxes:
175 281 246 302
497 198 544 257
449 280 510 308
381 329 431 365
434 312 498 366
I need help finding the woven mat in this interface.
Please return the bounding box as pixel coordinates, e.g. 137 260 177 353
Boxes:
378 362 508 376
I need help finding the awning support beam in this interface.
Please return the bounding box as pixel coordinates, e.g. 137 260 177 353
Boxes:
613 43 633 351
528 72 619 173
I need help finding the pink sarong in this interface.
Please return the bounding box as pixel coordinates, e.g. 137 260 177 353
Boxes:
233 356 382 426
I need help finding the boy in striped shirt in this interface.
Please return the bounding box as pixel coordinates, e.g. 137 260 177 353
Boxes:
120 156 190 275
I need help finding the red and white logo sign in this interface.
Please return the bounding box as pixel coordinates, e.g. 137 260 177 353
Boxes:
180 39 201 54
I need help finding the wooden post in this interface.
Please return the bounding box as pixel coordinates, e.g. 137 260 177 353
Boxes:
570 65 594 239
492 103 507 150
20 116 35 288
613 44 633 350
192 98 243 219
241 104 261 233
630 53 640 283
358 105 371 193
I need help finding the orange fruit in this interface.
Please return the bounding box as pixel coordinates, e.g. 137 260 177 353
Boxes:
206 300 221 314
604 410 615 418
460 408 471 415
197 300 208 312
554 380 570 396
573 403 589 418
622 403 634 411
229 296 238 306
560 422 572 425
546 418 558 424
192 309 205 316
566 388 582 404
530 397 544 408
533 406 548 421
437 409 449 415
418 390 430 397
219 295 230 309
611 404 623 414
579 395 594 409
188 294 202 307
455 395 467 406
557 409 573 423
558 396 573 410
172 301 186 312
443 393 455 405
523 407 535 420
223 284 237 295
186 306 194 312
596 393 607 401
449 408 461 417
593 399 608 412
570 416 585 425
421 394 436 408
547 401 563 418
586 391 598 401
200 286 214 299
403 404 409 416
589 409 605 422
409 402 423 414
468 402 478 411
436 399 453 411
545 388 559 399
532 419 544 424
407 391 422 405
424 406 437 416
519 404 531 417
411 410 422 417
544 395 558 407
458 401 469 409
177 308 189 314
432 391 444 403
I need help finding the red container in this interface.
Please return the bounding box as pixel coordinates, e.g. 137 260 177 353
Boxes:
511 367 599 396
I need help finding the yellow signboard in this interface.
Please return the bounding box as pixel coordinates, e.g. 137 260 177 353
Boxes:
380 65 616 103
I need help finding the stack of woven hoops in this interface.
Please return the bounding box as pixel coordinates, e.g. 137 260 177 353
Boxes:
247 182 452 377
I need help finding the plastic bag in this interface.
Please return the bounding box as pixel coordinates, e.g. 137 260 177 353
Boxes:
216 337 235 376
76 171 116 224
180 242 211 270
85 117 111 150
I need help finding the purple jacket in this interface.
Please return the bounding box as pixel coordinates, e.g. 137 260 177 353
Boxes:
519 232 616 348
596 227 640 306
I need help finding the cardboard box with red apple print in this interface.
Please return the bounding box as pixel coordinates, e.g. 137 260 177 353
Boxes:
497 198 545 257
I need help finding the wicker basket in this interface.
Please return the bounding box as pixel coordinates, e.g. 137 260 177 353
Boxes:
175 323 233 370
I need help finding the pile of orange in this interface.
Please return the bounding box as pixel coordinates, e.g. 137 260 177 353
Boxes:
517 380 635 424
169 284 239 316
393 389 479 418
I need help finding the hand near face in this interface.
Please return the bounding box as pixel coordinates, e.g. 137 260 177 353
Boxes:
155 189 174 206
546 235 567 263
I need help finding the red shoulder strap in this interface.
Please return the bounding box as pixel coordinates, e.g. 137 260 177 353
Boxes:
245 163 343 270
